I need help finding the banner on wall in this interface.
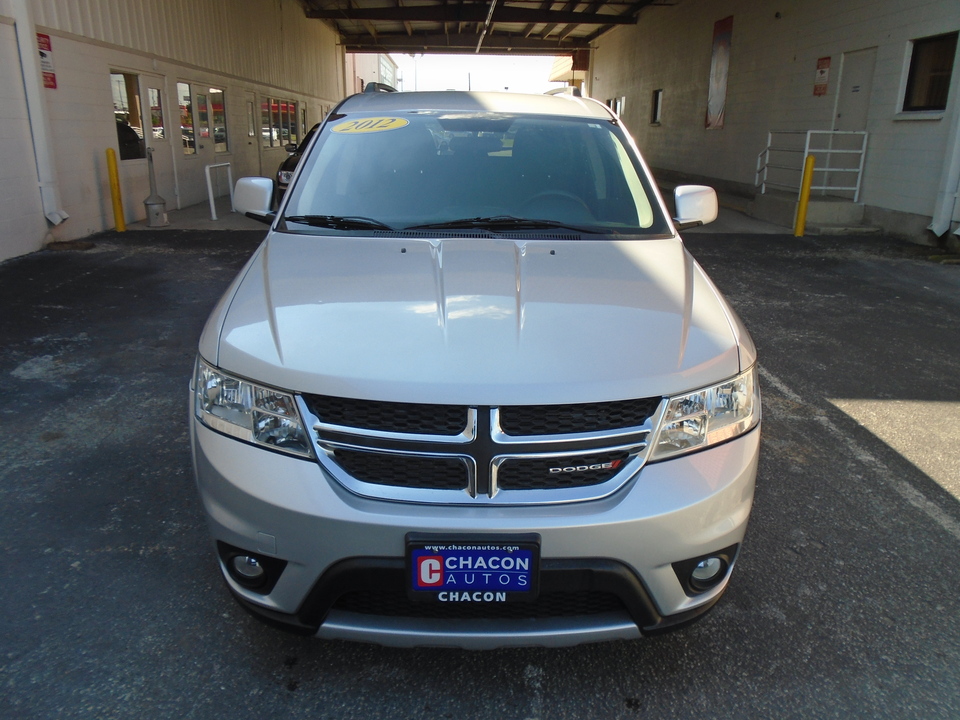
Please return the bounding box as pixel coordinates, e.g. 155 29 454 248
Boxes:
705 16 733 130
37 33 57 89
814 57 831 96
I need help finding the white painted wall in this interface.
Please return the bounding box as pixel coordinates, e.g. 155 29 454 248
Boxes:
0 18 49 258
590 0 960 230
0 0 344 262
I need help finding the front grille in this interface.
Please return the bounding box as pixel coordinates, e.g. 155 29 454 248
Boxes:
302 395 661 504
497 450 631 490
331 448 468 490
333 589 625 620
304 394 468 436
499 398 662 436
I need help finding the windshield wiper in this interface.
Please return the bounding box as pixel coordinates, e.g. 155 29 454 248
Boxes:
404 216 600 234
283 215 395 231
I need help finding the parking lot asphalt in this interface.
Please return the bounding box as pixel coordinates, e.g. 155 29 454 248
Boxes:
1 226 958 719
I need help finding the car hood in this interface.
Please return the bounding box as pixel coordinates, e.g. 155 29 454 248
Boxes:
204 233 752 405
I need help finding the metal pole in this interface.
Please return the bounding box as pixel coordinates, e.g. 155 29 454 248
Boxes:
106 148 125 232
795 154 816 237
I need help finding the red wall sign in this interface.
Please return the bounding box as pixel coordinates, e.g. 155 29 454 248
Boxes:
814 56 831 96
37 33 57 89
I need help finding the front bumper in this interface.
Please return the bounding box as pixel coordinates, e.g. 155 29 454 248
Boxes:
192 417 759 648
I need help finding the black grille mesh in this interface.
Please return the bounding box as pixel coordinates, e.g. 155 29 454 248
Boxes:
498 398 661 436
305 395 467 435
497 450 631 490
332 448 468 490
333 590 625 619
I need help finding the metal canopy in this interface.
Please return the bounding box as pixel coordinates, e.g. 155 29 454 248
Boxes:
303 0 658 55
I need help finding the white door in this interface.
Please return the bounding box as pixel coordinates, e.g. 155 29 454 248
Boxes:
174 82 233 207
835 47 877 131
140 74 176 205
244 91 263 177
827 47 876 196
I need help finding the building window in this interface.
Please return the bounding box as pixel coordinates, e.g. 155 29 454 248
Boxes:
903 31 958 112
607 97 625 115
178 82 195 155
651 89 663 124
110 71 145 160
247 100 256 138
197 93 210 146
261 99 272 147
261 97 299 147
148 88 165 140
210 88 227 152
286 101 299 146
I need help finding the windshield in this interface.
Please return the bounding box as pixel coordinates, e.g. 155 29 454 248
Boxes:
283 111 670 236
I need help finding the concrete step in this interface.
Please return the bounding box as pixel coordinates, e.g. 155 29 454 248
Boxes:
805 224 883 236
750 189 868 231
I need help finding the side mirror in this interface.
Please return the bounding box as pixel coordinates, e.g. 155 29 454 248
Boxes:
234 177 275 224
284 143 298 153
673 185 718 230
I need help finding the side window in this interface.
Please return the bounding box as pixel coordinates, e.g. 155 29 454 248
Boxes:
286 101 298 146
178 82 195 155
197 93 210 145
110 71 146 160
148 88 165 140
651 89 663 125
271 99 282 146
606 97 625 116
210 88 227 152
261 97 299 147
261 99 272 148
903 31 958 112
247 99 256 139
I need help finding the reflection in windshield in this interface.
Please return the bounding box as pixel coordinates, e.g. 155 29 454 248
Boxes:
284 113 668 236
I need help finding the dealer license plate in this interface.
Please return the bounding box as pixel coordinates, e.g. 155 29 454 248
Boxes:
406 533 540 603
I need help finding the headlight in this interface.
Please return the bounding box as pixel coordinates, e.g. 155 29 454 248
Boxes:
277 170 294 185
649 365 760 462
193 358 313 458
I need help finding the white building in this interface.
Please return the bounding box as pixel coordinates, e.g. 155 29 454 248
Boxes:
587 0 960 246
344 53 398 95
0 0 343 262
4 0 960 262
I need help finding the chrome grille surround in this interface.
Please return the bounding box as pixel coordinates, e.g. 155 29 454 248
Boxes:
298 396 666 506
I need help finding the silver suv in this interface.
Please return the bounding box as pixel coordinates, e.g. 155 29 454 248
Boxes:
191 89 760 649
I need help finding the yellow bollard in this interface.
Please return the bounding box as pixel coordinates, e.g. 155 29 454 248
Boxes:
106 147 126 232
794 154 816 237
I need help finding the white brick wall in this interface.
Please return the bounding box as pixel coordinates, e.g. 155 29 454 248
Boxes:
590 0 960 224
0 20 49 261
0 0 344 260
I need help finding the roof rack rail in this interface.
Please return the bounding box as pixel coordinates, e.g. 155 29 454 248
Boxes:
545 87 582 97
363 82 398 94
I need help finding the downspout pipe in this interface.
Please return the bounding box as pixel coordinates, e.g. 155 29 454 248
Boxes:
11 0 68 226
929 99 960 237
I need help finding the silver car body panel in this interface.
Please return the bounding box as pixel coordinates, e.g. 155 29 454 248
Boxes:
205 235 745 406
192 417 759 647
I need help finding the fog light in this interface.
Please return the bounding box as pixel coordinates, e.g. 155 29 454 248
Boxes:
231 555 266 586
692 557 722 584
671 544 738 596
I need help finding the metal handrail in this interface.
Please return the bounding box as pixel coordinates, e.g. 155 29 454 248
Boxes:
204 162 234 220
756 130 868 202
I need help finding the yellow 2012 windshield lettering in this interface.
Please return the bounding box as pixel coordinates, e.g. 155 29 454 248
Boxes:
332 117 409 134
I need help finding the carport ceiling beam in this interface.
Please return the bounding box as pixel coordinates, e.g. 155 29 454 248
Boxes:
586 0 656 41
306 6 636 25
339 33 591 51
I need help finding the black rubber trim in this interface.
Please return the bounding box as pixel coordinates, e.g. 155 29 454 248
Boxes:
228 556 726 637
